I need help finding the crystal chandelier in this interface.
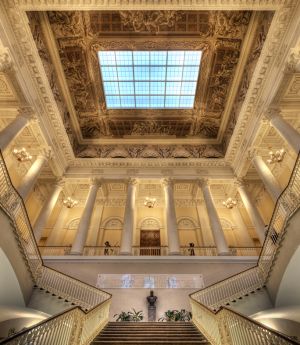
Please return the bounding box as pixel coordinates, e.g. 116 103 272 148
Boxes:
222 197 237 209
12 147 32 162
63 197 79 208
144 197 156 208
267 148 285 164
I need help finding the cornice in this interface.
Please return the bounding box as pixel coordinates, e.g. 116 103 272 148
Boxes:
225 3 298 166
13 0 291 11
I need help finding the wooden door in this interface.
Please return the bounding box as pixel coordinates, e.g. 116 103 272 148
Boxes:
140 230 161 256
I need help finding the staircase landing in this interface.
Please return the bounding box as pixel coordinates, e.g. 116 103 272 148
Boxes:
92 321 210 344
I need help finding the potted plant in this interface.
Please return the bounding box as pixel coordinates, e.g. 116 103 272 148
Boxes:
159 309 192 322
113 309 144 322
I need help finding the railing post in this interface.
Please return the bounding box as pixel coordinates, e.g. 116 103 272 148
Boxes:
218 313 232 345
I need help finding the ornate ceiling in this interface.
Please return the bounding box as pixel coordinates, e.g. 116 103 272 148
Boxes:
27 10 273 159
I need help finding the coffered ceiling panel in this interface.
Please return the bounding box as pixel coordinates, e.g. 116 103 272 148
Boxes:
27 10 273 159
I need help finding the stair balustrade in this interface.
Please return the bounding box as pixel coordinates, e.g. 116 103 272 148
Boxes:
0 151 111 345
189 152 300 345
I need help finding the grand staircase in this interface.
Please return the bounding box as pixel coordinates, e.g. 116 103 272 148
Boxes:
91 322 210 344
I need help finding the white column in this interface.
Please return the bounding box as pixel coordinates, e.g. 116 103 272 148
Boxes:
232 207 254 246
199 179 230 255
267 109 300 153
46 204 69 245
252 155 282 202
17 153 48 200
87 200 105 246
70 179 100 255
162 178 181 255
0 107 34 151
195 199 215 246
33 179 64 243
120 179 137 255
235 179 266 244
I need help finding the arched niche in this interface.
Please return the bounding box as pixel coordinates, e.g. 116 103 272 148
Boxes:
177 217 199 246
101 217 123 246
139 218 161 251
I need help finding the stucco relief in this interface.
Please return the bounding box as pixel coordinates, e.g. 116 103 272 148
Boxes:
27 9 255 159
76 144 223 158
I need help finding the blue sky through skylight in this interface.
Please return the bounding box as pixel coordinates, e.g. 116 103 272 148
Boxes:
98 51 202 109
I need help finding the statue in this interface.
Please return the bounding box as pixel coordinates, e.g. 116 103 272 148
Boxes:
147 290 157 321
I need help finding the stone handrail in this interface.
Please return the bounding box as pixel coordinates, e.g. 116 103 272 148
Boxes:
190 152 300 344
39 245 261 257
0 151 111 344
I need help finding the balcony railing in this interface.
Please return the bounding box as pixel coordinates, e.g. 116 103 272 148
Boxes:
0 151 111 345
189 152 300 345
38 245 262 257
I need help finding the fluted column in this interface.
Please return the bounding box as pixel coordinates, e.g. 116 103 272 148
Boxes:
70 179 100 255
199 179 230 255
33 179 64 243
120 179 137 255
17 152 49 200
46 203 70 245
0 107 35 151
266 108 300 153
252 155 282 202
162 179 181 255
235 179 266 244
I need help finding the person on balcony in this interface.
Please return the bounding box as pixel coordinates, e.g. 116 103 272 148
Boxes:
189 243 195 256
104 241 111 255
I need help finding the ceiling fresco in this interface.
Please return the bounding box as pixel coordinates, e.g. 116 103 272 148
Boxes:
27 10 273 159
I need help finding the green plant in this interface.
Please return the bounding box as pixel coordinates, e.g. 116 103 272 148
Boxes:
159 309 192 322
113 309 144 322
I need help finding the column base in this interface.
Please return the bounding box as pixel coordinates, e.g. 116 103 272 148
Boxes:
119 251 132 256
218 251 232 256
168 252 181 256
69 251 83 256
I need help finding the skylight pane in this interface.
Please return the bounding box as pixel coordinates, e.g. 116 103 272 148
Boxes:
101 67 118 81
167 67 183 81
119 82 134 95
98 50 201 109
136 82 149 95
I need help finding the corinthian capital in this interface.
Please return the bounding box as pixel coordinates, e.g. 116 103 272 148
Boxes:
234 177 245 188
161 178 173 187
0 45 13 72
285 42 300 73
197 178 209 188
264 107 283 121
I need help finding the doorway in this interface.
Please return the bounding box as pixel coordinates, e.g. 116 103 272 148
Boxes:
140 230 161 256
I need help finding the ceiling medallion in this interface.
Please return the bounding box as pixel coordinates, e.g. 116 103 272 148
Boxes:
119 11 182 33
222 197 237 209
63 197 79 208
144 197 157 208
12 148 32 162
267 148 285 164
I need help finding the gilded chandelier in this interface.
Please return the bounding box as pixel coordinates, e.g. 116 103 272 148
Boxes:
63 197 79 209
12 147 32 162
222 197 237 209
267 148 285 164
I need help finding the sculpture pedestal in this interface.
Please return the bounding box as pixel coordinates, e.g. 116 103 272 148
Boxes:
148 306 156 322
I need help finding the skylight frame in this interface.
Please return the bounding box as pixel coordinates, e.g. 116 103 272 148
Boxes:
98 50 202 110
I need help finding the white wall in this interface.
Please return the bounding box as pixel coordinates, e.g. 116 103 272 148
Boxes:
106 288 194 321
0 248 25 307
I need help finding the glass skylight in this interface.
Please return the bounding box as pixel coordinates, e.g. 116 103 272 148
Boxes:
98 51 202 109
